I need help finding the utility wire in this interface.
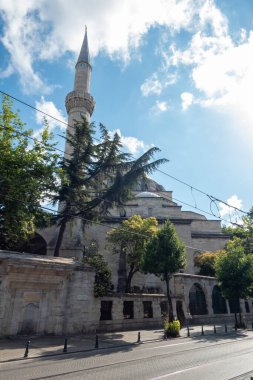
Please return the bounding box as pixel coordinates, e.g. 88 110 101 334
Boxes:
157 192 242 227
1 191 226 254
157 169 247 215
0 89 248 216
0 124 67 156
0 90 70 130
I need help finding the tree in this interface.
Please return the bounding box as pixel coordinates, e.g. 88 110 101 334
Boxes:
215 238 253 326
53 118 168 256
142 219 186 321
242 206 253 236
194 250 224 277
84 253 112 297
222 206 253 253
0 96 59 250
107 215 158 293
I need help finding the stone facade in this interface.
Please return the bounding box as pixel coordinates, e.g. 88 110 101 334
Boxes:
0 251 97 335
82 191 229 291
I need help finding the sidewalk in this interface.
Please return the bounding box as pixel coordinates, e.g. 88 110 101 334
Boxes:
0 324 247 363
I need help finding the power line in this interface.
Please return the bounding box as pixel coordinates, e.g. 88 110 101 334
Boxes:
0 90 70 130
0 89 100 142
157 191 242 227
0 124 67 156
1 191 227 254
0 89 249 217
157 169 247 215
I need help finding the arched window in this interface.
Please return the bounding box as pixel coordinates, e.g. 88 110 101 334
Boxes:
189 283 207 315
212 285 227 314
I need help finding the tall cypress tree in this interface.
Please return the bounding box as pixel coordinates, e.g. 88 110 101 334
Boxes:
53 118 168 256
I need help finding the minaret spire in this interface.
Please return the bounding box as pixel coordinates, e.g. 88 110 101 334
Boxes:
76 26 90 68
65 27 95 157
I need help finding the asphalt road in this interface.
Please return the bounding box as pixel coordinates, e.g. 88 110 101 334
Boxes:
1 333 253 380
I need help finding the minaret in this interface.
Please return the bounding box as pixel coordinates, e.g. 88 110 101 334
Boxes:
65 27 95 157
57 28 95 259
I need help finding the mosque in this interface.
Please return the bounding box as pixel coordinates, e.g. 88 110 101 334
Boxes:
0 30 251 336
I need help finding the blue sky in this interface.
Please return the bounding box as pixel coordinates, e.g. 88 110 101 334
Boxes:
0 0 252 224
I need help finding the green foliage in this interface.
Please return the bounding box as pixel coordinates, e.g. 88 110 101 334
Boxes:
222 207 253 253
222 225 248 240
107 215 158 292
242 206 253 236
0 96 59 250
142 219 186 320
164 319 180 337
194 250 224 276
142 219 186 280
54 118 168 256
215 238 253 301
84 254 112 297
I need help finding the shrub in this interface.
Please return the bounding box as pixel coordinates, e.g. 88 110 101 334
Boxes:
164 319 180 338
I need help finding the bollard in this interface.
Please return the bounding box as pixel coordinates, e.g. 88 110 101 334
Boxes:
235 324 238 332
137 331 141 343
187 325 190 337
24 340 30 358
225 322 227 333
63 338 68 353
214 324 216 334
201 325 204 336
95 334 99 349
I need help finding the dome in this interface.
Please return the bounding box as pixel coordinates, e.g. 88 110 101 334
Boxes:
135 191 161 198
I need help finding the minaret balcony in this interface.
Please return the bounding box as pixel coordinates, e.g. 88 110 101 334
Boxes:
65 91 95 116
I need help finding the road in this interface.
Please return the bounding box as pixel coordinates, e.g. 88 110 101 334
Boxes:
1 332 253 380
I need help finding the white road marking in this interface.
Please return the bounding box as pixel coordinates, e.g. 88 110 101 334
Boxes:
144 340 196 350
150 345 253 380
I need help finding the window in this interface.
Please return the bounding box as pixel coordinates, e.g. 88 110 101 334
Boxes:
212 285 227 314
160 301 168 315
189 283 208 315
143 301 153 318
123 301 134 319
100 301 112 320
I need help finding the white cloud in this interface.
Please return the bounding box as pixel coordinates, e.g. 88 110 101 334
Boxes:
35 96 67 132
140 72 177 97
0 0 201 94
0 62 13 78
161 1 253 132
110 128 151 155
140 74 163 96
181 92 194 111
1 0 253 138
192 33 253 129
151 100 169 114
156 100 169 112
219 195 243 224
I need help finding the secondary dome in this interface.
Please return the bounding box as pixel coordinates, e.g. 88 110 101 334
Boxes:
135 191 161 198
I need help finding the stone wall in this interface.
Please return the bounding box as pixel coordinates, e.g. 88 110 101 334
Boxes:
0 251 167 336
98 293 167 332
0 251 98 336
174 273 253 324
